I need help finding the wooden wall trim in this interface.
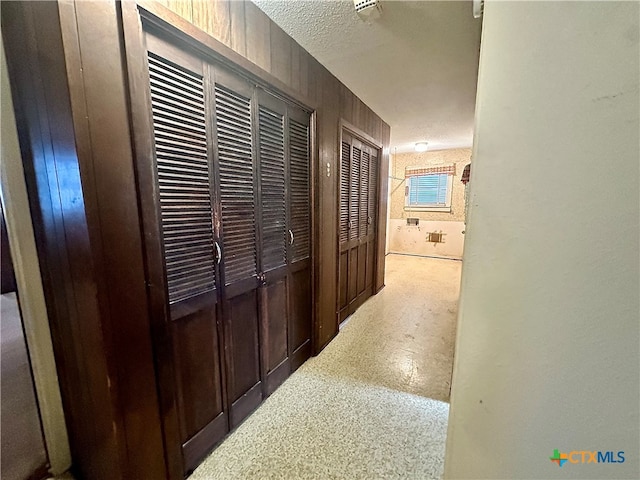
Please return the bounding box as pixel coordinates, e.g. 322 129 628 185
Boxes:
1 2 123 478
340 119 384 150
0 34 72 475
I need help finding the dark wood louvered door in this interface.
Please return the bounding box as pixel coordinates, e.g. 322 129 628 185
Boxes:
145 34 228 473
256 90 290 395
287 106 312 372
256 91 312 393
142 31 313 475
211 67 263 428
338 131 380 322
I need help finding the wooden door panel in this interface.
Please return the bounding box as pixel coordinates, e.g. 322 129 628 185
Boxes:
366 240 375 288
146 39 228 476
339 130 381 320
339 251 348 310
262 277 289 394
171 305 227 472
214 70 258 290
224 290 262 427
289 266 311 371
347 246 358 304
288 111 311 264
339 137 351 246
171 307 224 442
357 243 367 294
213 68 263 428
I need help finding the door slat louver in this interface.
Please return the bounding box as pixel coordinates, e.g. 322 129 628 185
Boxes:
349 146 361 241
289 118 310 262
359 150 370 237
258 106 287 271
148 53 216 304
368 153 378 235
215 84 257 285
339 141 350 244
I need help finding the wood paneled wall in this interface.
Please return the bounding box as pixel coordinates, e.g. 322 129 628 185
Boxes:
151 0 390 349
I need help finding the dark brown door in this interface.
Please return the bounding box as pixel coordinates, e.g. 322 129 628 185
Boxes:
286 106 312 372
212 68 263 428
256 91 312 392
146 35 227 472
338 132 379 322
256 90 289 395
142 30 313 475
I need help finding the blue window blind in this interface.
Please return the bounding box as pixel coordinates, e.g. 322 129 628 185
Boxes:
407 173 448 206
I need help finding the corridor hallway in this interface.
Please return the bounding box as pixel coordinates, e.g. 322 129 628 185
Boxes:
192 254 461 479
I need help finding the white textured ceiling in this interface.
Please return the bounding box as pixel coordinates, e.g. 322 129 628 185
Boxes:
253 0 482 152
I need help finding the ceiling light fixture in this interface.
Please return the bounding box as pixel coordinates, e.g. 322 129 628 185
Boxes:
415 142 429 152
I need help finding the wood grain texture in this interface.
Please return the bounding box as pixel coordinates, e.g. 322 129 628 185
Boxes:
269 23 291 86
318 68 341 349
167 0 192 22
60 1 168 478
192 0 231 46
244 1 270 72
229 0 246 56
2 2 122 478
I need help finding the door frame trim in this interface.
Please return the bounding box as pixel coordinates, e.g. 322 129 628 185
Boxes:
0 37 71 476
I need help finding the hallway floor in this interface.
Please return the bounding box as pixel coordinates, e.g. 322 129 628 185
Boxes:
192 254 462 479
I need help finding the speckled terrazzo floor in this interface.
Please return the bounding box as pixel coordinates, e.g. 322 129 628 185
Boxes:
192 254 461 480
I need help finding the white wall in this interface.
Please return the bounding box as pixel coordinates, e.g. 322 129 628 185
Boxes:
445 2 639 479
387 220 465 259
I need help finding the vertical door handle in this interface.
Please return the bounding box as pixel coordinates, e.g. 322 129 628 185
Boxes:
289 229 294 245
214 241 222 265
348 220 353 230
367 216 372 225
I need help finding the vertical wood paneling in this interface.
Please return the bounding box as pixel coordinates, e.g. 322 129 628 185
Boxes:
290 43 301 94
298 48 310 99
269 23 291 86
229 0 246 56
244 1 270 72
192 0 231 47
166 0 192 22
318 67 340 348
61 1 168 478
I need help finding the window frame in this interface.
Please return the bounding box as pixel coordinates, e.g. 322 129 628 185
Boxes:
404 171 454 212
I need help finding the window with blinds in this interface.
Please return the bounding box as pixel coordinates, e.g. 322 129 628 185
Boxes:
405 173 452 208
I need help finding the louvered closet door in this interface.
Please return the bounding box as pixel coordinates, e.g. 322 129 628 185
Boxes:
338 135 351 319
145 34 227 474
256 91 289 395
212 67 262 428
338 131 380 322
287 105 312 372
366 150 379 289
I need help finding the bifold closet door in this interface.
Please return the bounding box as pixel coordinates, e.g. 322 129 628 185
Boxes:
256 91 312 391
146 35 228 473
143 30 313 474
287 106 312 371
212 67 263 428
338 132 379 322
256 91 290 395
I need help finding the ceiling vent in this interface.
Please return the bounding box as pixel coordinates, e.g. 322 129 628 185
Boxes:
354 0 382 19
